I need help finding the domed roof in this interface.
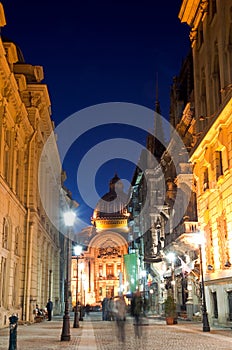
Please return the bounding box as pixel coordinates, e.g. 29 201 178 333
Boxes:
101 173 126 202
91 173 130 230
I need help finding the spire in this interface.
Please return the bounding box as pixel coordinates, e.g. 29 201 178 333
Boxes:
146 72 166 166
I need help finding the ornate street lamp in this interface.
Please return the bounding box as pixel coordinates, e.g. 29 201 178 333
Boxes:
73 245 82 328
198 243 210 332
61 211 76 341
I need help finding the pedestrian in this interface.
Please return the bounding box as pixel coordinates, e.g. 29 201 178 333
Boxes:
102 297 109 321
46 298 53 321
131 290 143 338
115 295 127 343
85 303 91 315
108 297 115 321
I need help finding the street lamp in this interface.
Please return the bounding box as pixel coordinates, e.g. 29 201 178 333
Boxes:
79 262 84 321
73 245 82 328
198 243 210 332
61 210 76 341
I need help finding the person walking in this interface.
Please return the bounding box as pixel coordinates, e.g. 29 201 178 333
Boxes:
102 297 109 321
115 295 127 343
46 299 53 321
131 290 143 338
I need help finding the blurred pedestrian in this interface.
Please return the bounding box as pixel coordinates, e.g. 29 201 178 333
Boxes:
131 290 143 338
85 303 91 315
102 297 109 321
115 295 126 343
108 297 115 321
46 299 53 321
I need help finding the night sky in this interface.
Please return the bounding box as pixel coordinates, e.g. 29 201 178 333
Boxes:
2 1 190 228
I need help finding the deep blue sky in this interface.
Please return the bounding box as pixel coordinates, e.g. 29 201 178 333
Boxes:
2 1 190 228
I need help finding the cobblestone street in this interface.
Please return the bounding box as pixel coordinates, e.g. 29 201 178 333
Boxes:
0 312 232 350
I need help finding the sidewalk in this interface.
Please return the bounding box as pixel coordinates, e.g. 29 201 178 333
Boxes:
0 313 232 349
0 314 84 350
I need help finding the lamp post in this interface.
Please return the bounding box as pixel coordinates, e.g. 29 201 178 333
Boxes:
73 245 82 328
199 243 210 332
79 262 84 321
61 211 76 342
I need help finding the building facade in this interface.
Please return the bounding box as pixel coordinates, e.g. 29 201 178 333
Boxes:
179 0 232 326
0 4 66 327
71 174 130 307
128 0 232 328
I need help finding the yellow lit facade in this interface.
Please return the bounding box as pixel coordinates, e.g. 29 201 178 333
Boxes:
0 4 68 327
180 0 232 326
71 174 129 306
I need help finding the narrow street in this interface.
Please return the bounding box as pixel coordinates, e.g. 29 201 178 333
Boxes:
0 312 232 350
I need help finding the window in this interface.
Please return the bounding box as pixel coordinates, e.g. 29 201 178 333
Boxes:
15 149 22 199
2 218 9 250
106 263 113 278
99 264 103 277
117 264 121 276
197 23 204 50
203 168 209 191
15 228 19 255
4 130 11 183
212 42 221 109
12 263 18 306
215 150 223 180
212 292 218 318
211 0 217 18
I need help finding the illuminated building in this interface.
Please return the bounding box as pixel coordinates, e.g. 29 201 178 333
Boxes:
72 174 129 306
0 4 68 327
179 0 232 326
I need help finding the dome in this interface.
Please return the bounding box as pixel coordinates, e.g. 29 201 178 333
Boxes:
91 173 130 230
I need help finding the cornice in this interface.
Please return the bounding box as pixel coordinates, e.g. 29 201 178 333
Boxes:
179 0 208 46
179 0 201 26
